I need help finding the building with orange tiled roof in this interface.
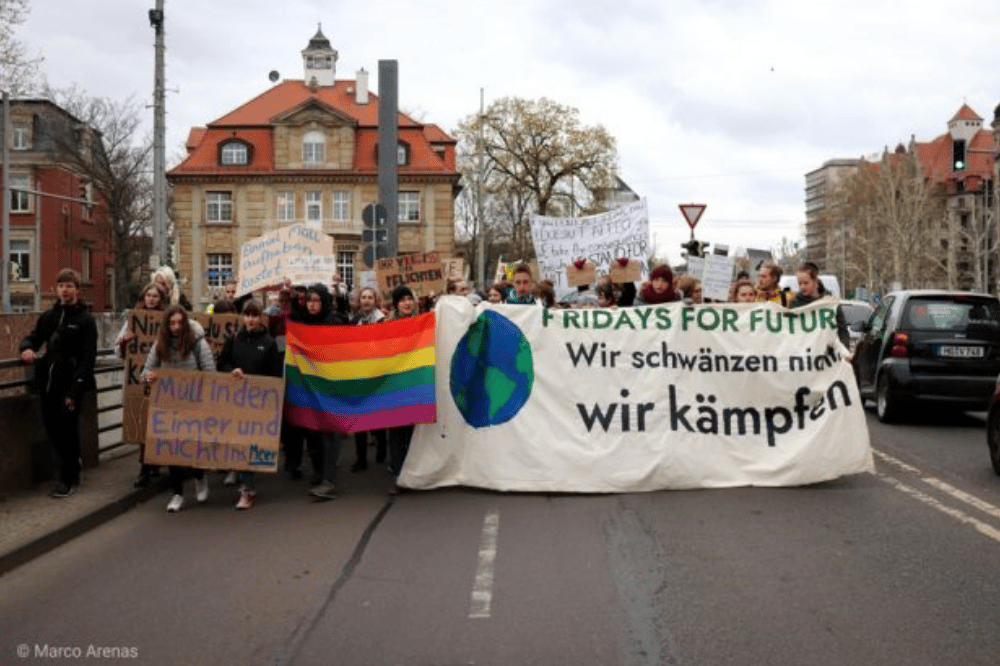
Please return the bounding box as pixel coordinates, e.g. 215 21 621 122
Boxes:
167 27 460 307
806 103 1000 293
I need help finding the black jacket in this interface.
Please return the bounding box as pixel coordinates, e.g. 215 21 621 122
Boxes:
217 326 284 378
20 301 98 401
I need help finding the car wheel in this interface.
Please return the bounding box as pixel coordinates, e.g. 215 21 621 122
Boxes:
988 409 1000 476
876 373 902 423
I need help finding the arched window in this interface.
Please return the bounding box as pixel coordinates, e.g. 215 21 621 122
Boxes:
303 130 325 164
219 140 250 166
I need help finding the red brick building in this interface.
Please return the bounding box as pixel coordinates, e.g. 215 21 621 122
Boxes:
2 99 115 312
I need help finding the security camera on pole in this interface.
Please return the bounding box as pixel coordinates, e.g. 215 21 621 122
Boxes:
679 203 708 258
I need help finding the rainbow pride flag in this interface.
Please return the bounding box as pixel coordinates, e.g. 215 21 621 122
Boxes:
284 314 437 433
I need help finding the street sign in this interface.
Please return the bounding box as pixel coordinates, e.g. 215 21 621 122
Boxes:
362 203 387 228
362 243 392 268
679 204 706 229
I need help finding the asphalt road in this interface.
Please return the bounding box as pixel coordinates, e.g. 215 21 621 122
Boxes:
3 407 1000 666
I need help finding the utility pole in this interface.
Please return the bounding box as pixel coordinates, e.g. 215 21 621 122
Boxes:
476 88 486 290
150 0 167 268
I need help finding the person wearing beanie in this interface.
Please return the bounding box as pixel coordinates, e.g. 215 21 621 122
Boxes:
391 285 416 318
635 265 679 305
387 283 418 494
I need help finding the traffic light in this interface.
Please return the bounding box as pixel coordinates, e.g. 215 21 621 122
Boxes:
681 239 709 258
953 139 966 171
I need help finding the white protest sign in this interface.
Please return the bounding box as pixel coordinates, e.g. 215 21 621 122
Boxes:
286 255 338 286
702 254 736 301
402 299 874 493
237 223 334 296
530 199 650 289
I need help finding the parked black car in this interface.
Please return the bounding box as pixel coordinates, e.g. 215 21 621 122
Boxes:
851 290 1000 422
987 383 1000 475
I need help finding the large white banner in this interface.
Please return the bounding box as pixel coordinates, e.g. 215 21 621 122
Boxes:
530 199 650 288
401 297 874 492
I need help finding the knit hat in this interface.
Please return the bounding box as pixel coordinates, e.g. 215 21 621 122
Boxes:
392 285 415 309
649 265 673 283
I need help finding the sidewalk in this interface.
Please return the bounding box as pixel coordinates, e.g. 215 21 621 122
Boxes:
0 446 166 577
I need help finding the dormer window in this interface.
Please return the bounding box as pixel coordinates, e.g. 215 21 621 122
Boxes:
303 130 325 164
220 140 250 166
397 141 410 166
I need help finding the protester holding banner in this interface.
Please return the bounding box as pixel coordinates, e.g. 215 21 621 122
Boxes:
349 287 389 472
730 278 758 303
143 305 216 512
790 262 849 347
287 283 350 499
506 265 538 305
634 265 679 305
487 284 506 304
676 275 704 304
755 261 787 306
216 299 284 510
385 285 421 493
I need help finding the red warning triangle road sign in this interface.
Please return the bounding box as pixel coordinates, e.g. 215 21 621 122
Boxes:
679 204 706 229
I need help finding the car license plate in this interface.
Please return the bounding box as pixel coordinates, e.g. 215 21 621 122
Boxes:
937 345 984 358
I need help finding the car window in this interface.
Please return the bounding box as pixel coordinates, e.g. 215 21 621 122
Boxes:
869 297 893 336
840 304 873 327
902 297 1000 331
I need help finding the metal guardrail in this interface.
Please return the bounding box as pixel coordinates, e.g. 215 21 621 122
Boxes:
0 348 125 453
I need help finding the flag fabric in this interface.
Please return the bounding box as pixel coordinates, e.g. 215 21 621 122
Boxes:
284 313 437 433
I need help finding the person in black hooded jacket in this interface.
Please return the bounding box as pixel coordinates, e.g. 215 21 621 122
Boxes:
20 268 97 498
285 281 349 499
217 298 284 509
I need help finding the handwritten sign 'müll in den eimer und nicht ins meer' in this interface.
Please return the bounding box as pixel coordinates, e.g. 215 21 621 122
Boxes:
144 368 284 472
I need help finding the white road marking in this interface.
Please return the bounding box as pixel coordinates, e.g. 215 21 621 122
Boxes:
875 473 1000 545
874 449 1000 521
469 509 500 619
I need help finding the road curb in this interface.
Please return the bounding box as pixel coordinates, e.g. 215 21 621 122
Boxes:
0 479 168 579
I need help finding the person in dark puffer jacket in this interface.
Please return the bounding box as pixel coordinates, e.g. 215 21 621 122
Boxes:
20 268 98 498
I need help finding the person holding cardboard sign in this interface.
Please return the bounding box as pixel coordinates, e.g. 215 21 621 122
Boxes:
143 305 217 513
217 299 284 510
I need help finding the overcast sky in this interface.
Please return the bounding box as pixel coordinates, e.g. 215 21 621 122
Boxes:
20 0 1000 264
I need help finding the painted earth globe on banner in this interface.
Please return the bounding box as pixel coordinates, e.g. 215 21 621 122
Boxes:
450 310 534 427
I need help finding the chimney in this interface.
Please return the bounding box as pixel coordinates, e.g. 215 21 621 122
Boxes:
356 68 369 105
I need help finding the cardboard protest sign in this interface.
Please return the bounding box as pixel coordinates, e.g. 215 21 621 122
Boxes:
494 259 508 283
566 260 596 287
237 223 333 296
608 258 642 283
445 257 466 281
530 199 650 288
144 368 284 472
122 310 164 447
191 313 245 358
376 251 447 300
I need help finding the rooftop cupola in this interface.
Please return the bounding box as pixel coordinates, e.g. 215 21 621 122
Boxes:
302 24 337 87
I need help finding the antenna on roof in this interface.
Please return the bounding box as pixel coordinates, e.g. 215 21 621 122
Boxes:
268 70 280 83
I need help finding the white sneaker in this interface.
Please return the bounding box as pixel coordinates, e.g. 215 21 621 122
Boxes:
235 488 255 510
223 471 237 486
166 494 184 513
195 475 209 503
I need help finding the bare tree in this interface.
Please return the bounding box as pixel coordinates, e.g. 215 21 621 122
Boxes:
0 0 43 95
454 96 618 262
43 86 153 308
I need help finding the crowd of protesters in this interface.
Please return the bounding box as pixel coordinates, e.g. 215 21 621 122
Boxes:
20 257 846 509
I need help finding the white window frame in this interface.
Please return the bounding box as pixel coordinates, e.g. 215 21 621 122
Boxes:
220 142 249 166
397 143 408 166
81 246 91 282
10 174 30 212
337 250 355 289
332 191 349 221
276 190 295 221
399 191 420 222
305 191 322 222
206 191 232 223
303 130 325 164
10 238 30 280
12 123 29 150
206 253 233 289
